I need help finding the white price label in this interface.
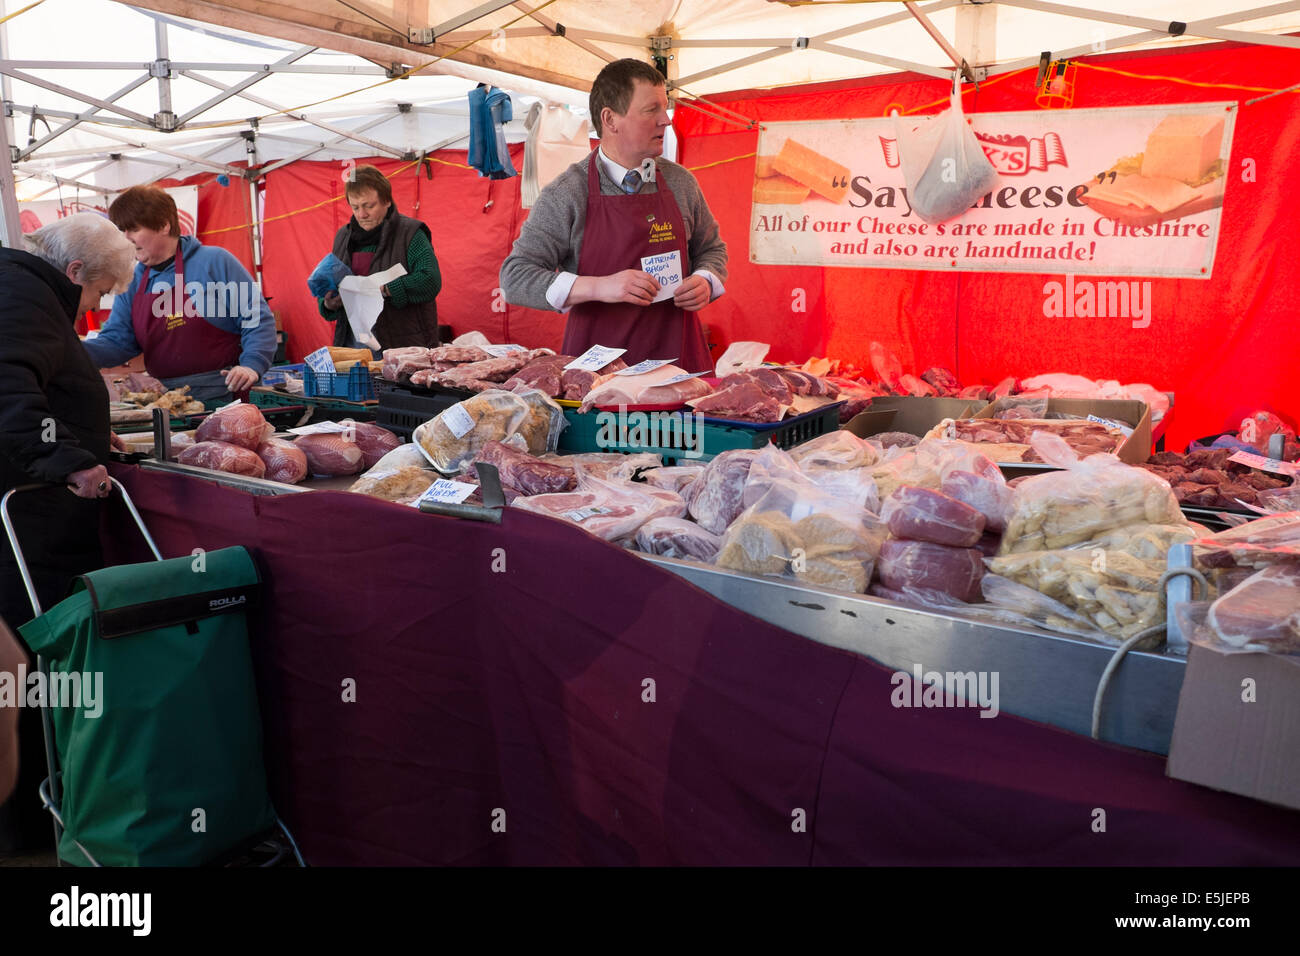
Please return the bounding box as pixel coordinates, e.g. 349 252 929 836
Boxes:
615 359 678 376
562 506 613 523
441 404 476 439
304 347 336 374
640 251 683 303
287 421 350 436
1086 414 1134 437
658 371 707 386
564 345 627 373
420 479 478 505
215 399 243 412
483 344 527 357
1228 450 1298 477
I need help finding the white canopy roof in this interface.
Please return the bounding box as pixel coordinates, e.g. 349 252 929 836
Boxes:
2 1 1298 208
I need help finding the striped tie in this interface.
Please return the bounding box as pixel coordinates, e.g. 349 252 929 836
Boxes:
621 169 641 194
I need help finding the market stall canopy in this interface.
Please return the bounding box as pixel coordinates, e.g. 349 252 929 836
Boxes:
0 0 592 201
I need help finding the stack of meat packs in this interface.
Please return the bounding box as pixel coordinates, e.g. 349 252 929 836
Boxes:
1177 512 1300 652
173 402 400 485
381 344 635 402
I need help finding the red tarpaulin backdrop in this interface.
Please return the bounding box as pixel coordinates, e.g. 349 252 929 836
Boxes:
259 145 565 362
672 39 1300 452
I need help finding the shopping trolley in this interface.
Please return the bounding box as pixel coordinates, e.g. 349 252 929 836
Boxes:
1 481 304 867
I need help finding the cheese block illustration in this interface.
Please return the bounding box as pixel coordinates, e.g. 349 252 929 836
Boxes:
771 139 851 203
1140 114 1225 184
755 155 779 178
753 174 811 204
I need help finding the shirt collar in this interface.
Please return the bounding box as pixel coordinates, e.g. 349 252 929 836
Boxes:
597 146 653 187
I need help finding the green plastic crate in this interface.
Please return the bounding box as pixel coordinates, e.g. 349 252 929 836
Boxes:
557 405 840 464
248 387 377 417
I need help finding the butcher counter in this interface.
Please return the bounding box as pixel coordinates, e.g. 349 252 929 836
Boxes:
92 458 1300 866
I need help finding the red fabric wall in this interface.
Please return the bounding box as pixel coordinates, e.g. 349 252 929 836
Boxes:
259 145 565 362
673 40 1300 451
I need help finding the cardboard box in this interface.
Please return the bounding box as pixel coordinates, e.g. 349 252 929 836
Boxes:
844 396 981 440
976 397 1153 469
1166 642 1300 812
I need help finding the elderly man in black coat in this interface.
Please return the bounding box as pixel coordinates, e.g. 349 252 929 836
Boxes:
0 212 135 853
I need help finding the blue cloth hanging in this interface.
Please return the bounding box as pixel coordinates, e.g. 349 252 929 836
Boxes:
468 85 517 180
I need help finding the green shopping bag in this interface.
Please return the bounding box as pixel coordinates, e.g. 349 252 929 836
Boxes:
19 546 276 866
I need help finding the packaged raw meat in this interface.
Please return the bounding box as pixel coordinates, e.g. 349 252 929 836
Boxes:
1239 409 1297 452
921 367 961 395
502 354 575 397
428 344 492 364
881 487 985 547
365 443 435 474
468 441 576 496
537 452 662 482
688 449 760 534
872 431 920 450
561 356 628 401
978 574 1107 638
338 420 401 469
583 364 712 410
1205 565 1300 651
195 404 273 451
999 433 1185 554
801 467 880 514
381 346 434 382
1190 511 1300 570
771 368 838 398
690 376 784 422
717 478 886 592
634 517 723 562
514 388 567 455
869 438 998 499
431 349 552 390
511 474 685 542
941 469 1013 533
348 467 438 505
713 341 769 378
178 440 266 479
641 465 706 495
414 391 531 474
789 430 879 470
256 438 308 484
868 342 903 391
877 538 984 602
295 433 364 477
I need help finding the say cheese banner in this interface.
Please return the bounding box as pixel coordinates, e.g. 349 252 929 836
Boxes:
749 102 1236 278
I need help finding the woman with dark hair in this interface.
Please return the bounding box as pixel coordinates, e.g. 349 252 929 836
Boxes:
318 164 442 350
82 185 277 404
0 212 136 853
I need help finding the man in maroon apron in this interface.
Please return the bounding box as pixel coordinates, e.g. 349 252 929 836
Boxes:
500 59 728 372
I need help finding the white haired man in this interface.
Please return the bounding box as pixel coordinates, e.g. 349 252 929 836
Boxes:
0 212 135 854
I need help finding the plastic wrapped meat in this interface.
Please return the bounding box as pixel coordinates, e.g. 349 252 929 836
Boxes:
337 420 401 469
178 440 266 479
502 354 575 397
514 388 567 454
427 344 492 364
256 438 308 484
381 347 434 382
877 538 984 602
432 349 552 389
641 465 706 496
561 356 628 400
634 517 723 562
511 475 685 542
537 452 662 482
469 441 576 496
414 391 531 474
687 449 759 534
772 368 839 398
789 430 879 470
881 487 985 547
942 469 1014 533
195 404 273 451
690 378 783 422
1207 565 1300 651
1191 511 1300 570
348 466 438 506
295 433 364 477
581 364 712 410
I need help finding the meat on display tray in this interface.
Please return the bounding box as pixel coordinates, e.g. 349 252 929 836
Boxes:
696 402 845 431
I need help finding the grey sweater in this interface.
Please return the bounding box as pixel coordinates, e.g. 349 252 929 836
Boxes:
500 153 728 312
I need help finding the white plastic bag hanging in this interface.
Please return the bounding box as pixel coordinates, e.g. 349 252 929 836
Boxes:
894 76 999 225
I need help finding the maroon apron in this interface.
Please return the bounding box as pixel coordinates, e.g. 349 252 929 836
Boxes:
130 247 242 381
349 250 376 277
564 152 713 372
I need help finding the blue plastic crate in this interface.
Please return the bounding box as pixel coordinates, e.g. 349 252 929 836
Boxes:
260 363 304 387
304 365 376 402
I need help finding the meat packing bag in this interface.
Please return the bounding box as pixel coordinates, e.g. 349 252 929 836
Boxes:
1203 565 1300 652
195 403 273 451
414 391 531 474
634 517 723 562
178 440 266 479
877 538 984 602
999 432 1185 554
687 449 761 534
511 474 685 542
467 441 576 496
789 430 881 470
513 388 567 455
339 420 401 469
881 486 986 547
717 477 886 593
256 438 308 485
1190 511 1300 571
893 82 1000 225
295 433 364 477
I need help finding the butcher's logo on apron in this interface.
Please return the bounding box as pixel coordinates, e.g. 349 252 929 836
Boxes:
648 221 677 244
165 313 186 332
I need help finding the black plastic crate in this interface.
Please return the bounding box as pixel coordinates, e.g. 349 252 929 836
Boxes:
376 387 463 440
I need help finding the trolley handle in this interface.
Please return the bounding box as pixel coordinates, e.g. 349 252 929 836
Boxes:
1 480 164 620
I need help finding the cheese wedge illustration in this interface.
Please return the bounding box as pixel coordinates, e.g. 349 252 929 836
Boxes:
771 139 850 203
753 174 811 204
